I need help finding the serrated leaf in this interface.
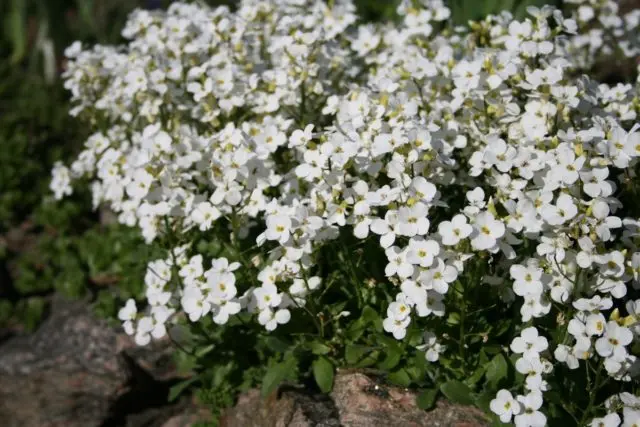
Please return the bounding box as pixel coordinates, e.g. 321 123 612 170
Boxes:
312 357 334 393
416 388 438 411
440 380 474 405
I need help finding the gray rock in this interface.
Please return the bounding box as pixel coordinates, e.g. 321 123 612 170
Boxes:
0 295 210 427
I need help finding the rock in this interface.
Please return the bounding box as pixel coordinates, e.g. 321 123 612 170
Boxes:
0 295 128 427
331 371 487 427
221 371 488 427
0 295 210 427
220 387 340 427
0 295 488 427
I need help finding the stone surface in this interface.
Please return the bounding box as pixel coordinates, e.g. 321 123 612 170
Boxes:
331 371 487 427
221 371 488 427
0 295 488 427
0 295 210 427
220 387 340 427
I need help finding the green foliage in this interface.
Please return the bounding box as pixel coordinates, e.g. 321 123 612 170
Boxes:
416 388 438 410
0 1 151 331
439 380 474 405
312 357 335 392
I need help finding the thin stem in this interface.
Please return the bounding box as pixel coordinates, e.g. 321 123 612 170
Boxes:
458 280 466 363
339 233 363 309
580 361 604 425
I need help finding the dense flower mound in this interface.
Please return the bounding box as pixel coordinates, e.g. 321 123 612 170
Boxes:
53 0 640 425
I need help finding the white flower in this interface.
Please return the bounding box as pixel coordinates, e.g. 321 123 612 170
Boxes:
118 298 137 335
253 284 282 310
51 162 73 199
191 202 221 231
289 124 314 147
416 331 444 362
622 408 640 427
265 214 292 244
585 313 607 336
541 193 577 225
371 211 400 248
126 169 154 200
554 344 581 369
397 202 430 237
511 327 548 359
406 238 440 267
385 246 414 278
438 214 472 246
514 392 546 427
595 322 633 359
258 308 291 331
383 315 411 340
510 264 544 297
410 177 437 203
212 299 241 325
590 413 621 427
490 389 521 423
420 259 457 294
181 287 211 322
471 212 505 250
387 300 411 320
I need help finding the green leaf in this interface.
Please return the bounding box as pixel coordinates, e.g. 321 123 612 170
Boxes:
345 344 379 367
446 312 461 325
361 305 380 323
308 341 331 355
195 344 215 358
346 318 367 341
466 364 487 387
485 353 508 388
261 359 294 397
388 368 411 387
8 0 27 64
475 390 496 413
361 305 383 331
416 388 438 411
439 380 474 405
378 341 402 370
168 376 199 402
312 357 334 393
264 336 291 353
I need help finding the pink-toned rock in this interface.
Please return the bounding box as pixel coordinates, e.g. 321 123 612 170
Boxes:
221 371 488 427
331 371 487 427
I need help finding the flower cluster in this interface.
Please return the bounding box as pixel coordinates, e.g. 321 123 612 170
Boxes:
54 0 640 425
